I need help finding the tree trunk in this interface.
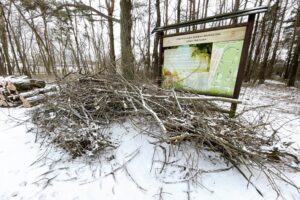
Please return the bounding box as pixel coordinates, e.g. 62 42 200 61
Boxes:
191 0 196 30
232 0 240 24
146 0 151 74
196 0 201 20
287 9 300 87
283 7 299 79
244 15 260 81
3 5 21 75
287 37 300 87
258 1 279 84
106 0 116 70
120 0 135 79
10 18 31 76
244 0 264 81
164 0 168 26
283 35 295 79
267 0 287 78
176 0 181 33
0 47 6 75
0 3 12 75
152 0 161 79
203 0 209 28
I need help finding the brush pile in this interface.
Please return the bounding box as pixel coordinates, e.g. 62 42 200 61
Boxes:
0 75 56 107
31 74 300 192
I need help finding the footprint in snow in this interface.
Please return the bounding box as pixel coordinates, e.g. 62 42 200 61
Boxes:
11 192 19 197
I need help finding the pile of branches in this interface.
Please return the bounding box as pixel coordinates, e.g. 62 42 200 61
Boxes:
31 74 300 193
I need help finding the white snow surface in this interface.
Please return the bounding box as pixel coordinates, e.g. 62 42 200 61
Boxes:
0 80 300 200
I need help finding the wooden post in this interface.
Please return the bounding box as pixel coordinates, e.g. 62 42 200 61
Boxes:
229 13 255 118
158 31 164 86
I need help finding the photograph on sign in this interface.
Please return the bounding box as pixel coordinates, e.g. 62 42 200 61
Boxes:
162 26 246 97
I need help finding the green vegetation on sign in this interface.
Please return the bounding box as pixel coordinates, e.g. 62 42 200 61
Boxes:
162 27 246 97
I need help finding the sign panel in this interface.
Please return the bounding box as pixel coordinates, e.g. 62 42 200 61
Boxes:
162 26 247 97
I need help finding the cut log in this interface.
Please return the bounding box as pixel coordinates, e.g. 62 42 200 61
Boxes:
0 76 51 108
0 76 46 92
8 85 57 101
0 93 5 101
11 79 46 92
0 99 8 107
23 91 57 107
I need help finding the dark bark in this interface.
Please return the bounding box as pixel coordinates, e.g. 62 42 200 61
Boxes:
258 1 279 84
283 8 299 79
0 3 12 75
244 0 264 81
244 14 260 81
146 0 151 73
287 9 300 86
283 35 296 79
287 37 300 87
267 0 287 78
120 0 135 79
0 47 6 75
232 0 240 24
152 0 161 79
203 0 209 28
191 0 196 30
176 0 181 33
251 17 267 79
3 4 21 75
106 0 116 69
164 0 168 26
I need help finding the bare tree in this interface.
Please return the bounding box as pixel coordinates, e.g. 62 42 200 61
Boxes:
232 0 240 24
105 0 116 69
164 0 168 26
152 0 161 79
146 0 151 73
267 0 288 78
176 0 181 33
258 0 280 84
287 7 300 86
0 2 12 75
120 0 135 79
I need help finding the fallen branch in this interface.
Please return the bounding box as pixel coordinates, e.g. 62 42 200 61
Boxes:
93 88 242 104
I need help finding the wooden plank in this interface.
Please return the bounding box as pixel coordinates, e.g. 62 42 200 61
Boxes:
163 26 246 47
152 6 268 33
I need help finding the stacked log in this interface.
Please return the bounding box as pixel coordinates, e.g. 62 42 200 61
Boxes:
0 76 56 108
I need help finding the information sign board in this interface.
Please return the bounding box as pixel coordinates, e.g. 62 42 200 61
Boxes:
162 27 247 97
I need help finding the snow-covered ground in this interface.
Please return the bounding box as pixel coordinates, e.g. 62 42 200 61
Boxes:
240 80 300 151
0 80 299 200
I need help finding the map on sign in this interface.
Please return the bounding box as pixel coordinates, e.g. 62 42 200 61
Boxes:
162 27 246 97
